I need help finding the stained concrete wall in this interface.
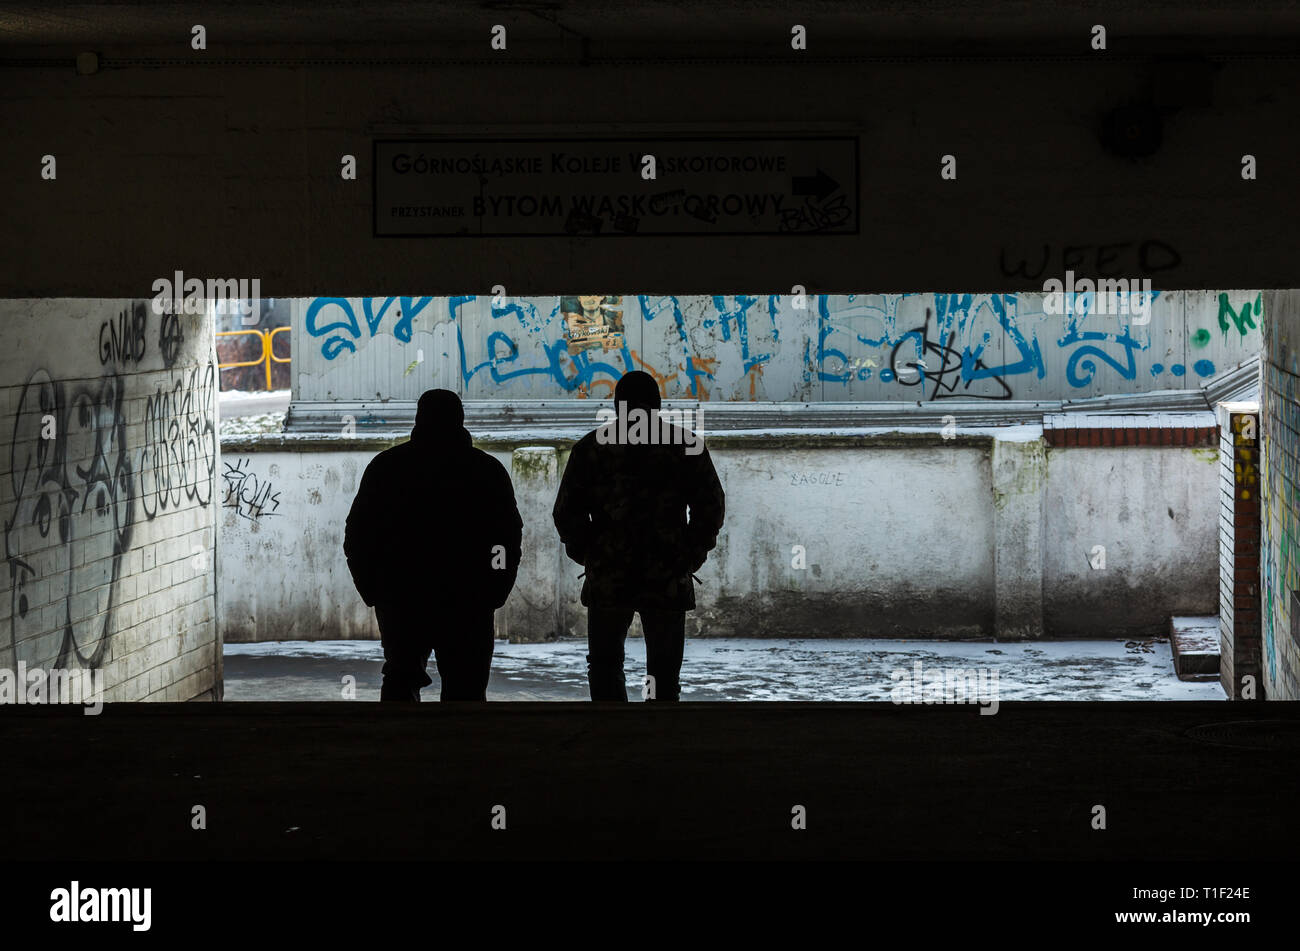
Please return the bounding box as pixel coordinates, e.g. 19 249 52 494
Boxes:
1043 446 1221 637
0 300 221 700
217 450 394 641
293 291 1262 403
218 431 1218 643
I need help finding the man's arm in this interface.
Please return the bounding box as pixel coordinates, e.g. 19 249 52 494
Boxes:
343 461 382 606
684 446 725 571
552 440 593 565
486 459 524 608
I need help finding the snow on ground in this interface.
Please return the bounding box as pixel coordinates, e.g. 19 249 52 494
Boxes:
219 410 286 436
220 388 292 401
218 388 290 433
223 636 1226 702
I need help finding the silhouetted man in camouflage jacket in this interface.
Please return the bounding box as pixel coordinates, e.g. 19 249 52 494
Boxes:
344 389 522 701
553 371 725 701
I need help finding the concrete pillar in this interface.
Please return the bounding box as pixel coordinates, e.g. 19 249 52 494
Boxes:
1260 289 1300 699
992 434 1046 639
503 446 561 642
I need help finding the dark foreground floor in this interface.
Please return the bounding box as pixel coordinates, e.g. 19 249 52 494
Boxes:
1 701 1297 860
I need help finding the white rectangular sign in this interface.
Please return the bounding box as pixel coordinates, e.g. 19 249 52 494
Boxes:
373 136 859 237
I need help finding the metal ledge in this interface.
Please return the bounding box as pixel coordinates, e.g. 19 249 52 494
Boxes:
280 373 1249 437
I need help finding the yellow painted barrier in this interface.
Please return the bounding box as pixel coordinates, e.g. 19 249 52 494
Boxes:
216 329 290 391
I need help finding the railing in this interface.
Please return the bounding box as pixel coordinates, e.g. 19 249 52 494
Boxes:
216 328 291 391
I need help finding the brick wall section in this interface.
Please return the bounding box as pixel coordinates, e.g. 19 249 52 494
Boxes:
1042 413 1218 448
0 300 220 701
1217 403 1262 699
1261 290 1300 700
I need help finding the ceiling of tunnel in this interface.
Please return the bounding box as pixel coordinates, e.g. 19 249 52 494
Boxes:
1 1 1298 57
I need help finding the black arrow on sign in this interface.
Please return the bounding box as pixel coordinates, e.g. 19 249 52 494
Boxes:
792 169 839 200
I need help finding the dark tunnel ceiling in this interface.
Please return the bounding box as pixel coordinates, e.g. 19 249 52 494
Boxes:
2 1 1299 56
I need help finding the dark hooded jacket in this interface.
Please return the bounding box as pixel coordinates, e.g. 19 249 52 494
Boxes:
552 418 725 610
343 422 523 612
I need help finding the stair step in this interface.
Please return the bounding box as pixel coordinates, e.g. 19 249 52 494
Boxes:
1170 616 1221 681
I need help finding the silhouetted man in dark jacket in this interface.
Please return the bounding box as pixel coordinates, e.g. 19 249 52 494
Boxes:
553 371 725 701
344 389 522 701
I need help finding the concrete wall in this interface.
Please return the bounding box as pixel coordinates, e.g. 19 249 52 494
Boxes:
219 431 1218 643
1042 445 1220 637
1 300 220 700
1261 290 1300 699
218 450 380 642
294 291 1263 403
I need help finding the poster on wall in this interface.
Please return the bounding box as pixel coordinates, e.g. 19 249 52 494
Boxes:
560 295 624 352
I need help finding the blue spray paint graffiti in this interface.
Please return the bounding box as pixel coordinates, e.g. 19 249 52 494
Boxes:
301 292 1259 400
304 297 434 359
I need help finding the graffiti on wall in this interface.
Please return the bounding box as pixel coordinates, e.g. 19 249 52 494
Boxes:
304 296 435 359
4 307 215 671
1218 292 1262 339
818 293 1157 395
158 313 186 369
300 290 1264 402
998 239 1183 280
887 306 1015 400
139 363 217 520
99 302 148 366
221 457 281 521
6 371 135 669
1261 359 1299 693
